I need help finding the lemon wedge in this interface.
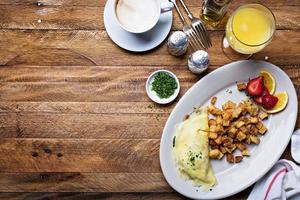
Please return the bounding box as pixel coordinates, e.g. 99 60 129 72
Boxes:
259 70 276 94
264 91 289 114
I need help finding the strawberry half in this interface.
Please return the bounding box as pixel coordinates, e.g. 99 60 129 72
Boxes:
262 94 278 109
246 76 264 96
254 87 270 105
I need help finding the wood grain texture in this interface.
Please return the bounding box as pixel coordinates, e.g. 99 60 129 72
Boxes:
0 30 299 66
0 5 299 30
0 0 299 199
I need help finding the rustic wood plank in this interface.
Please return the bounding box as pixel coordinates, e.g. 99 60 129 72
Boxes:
0 138 161 172
0 66 298 102
0 113 167 139
0 5 298 30
0 0 299 7
0 173 171 192
0 193 185 200
0 30 299 66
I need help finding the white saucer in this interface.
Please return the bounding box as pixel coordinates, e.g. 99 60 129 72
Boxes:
103 0 173 52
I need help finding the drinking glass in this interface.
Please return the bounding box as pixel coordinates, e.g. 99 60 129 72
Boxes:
222 4 276 60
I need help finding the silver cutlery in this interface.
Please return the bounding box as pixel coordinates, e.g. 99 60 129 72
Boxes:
169 0 205 50
178 0 212 49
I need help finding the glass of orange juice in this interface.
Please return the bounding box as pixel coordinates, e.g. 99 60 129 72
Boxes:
222 4 276 60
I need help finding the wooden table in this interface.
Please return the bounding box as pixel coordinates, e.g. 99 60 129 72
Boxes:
0 0 299 199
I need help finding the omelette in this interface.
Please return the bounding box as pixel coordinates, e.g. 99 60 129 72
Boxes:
173 107 216 187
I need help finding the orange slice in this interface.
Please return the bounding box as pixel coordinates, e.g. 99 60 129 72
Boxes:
259 70 276 95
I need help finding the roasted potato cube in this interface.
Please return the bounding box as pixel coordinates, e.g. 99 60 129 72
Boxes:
235 156 243 163
208 119 217 126
214 136 222 145
259 112 269 120
258 125 267 134
223 120 230 127
250 117 259 124
209 149 223 159
222 111 233 121
216 116 223 125
228 127 238 138
236 131 247 141
237 83 247 91
255 121 264 129
236 121 245 128
210 96 217 105
250 135 260 144
220 146 227 154
249 106 259 116
222 101 236 110
226 153 235 163
236 142 246 151
208 105 222 115
209 125 217 133
209 139 217 146
242 149 250 156
216 124 225 134
240 125 248 133
250 126 259 135
246 136 252 144
232 107 243 119
208 132 218 139
225 144 236 153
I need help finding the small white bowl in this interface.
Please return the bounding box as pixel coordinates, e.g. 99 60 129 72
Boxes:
146 70 180 104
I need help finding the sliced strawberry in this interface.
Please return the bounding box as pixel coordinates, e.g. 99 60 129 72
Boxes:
262 94 278 109
246 76 264 96
254 87 270 105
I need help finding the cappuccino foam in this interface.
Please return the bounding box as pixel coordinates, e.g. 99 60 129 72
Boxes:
116 0 160 32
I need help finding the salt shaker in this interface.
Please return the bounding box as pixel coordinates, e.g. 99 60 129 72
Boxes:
188 50 209 74
167 31 188 56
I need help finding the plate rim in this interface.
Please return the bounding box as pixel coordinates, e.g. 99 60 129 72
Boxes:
159 60 298 199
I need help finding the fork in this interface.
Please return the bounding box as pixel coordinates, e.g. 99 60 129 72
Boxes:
169 0 205 50
178 0 212 49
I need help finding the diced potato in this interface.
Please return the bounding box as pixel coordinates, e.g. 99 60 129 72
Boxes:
208 105 222 115
236 131 247 141
223 120 230 127
235 156 243 163
210 96 217 105
228 127 238 138
256 121 264 129
216 124 225 134
236 121 245 128
226 153 235 163
245 136 251 144
240 125 248 133
220 146 227 154
216 116 223 125
209 149 222 159
249 106 259 116
242 149 250 156
209 139 217 146
250 135 260 144
208 132 218 139
237 83 247 91
259 112 269 120
209 125 217 133
250 126 259 135
236 142 246 151
232 107 243 119
222 101 236 110
258 126 267 134
208 119 217 126
214 136 222 145
225 144 236 153
250 117 259 124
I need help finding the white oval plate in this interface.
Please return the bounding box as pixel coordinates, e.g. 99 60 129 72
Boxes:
160 60 298 199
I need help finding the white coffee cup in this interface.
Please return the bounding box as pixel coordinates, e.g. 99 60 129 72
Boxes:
114 0 173 34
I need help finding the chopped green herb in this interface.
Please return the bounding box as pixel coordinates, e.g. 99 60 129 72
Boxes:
173 136 176 147
151 72 178 99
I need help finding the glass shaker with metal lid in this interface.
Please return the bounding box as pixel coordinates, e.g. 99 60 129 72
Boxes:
201 0 232 27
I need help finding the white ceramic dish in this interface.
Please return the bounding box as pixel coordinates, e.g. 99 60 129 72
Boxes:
146 70 180 104
103 0 173 52
160 60 298 199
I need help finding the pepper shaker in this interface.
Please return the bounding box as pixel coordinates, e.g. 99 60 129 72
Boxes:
167 31 188 56
188 50 209 74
